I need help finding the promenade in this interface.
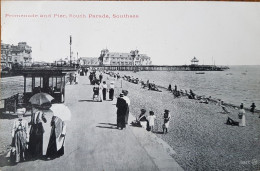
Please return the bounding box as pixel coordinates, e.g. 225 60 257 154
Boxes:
0 75 183 171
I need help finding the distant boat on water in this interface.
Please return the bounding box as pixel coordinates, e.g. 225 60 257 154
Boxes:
196 72 205 74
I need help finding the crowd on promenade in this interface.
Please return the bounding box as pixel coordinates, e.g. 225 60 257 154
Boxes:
85 69 172 133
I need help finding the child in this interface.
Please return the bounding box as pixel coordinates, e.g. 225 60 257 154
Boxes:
163 110 171 134
147 111 156 132
11 108 29 163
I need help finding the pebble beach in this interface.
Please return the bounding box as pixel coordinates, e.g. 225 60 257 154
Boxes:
112 73 260 171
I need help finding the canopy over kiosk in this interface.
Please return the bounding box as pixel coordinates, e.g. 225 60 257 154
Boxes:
20 67 76 104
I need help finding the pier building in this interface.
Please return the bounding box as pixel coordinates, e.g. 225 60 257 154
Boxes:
98 49 152 66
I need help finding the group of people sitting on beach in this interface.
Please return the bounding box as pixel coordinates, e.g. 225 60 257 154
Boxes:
131 109 171 134
122 75 139 84
167 84 200 100
140 80 162 92
97 71 259 129
224 102 257 127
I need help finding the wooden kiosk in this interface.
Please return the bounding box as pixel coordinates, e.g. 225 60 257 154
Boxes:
21 67 76 104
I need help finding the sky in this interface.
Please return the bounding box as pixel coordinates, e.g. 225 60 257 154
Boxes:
1 1 260 65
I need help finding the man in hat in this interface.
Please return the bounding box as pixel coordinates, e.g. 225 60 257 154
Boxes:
116 93 127 130
122 90 130 126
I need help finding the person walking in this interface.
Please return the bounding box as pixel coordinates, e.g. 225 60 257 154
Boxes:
28 106 47 159
102 81 107 100
116 93 127 130
122 90 130 126
238 105 246 127
250 103 256 114
99 73 103 83
109 81 115 100
147 111 156 132
46 116 66 160
163 110 171 134
98 82 103 102
11 108 29 163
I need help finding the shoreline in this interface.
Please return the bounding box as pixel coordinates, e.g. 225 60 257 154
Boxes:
155 84 260 114
109 71 260 171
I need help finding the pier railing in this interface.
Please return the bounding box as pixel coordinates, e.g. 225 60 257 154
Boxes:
82 65 229 71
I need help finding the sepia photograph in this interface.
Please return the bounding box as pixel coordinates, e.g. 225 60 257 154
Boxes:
1 1 260 171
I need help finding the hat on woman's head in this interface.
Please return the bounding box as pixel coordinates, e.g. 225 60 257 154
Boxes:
16 108 26 115
122 90 128 95
149 111 154 115
119 93 124 97
164 109 169 113
141 109 146 112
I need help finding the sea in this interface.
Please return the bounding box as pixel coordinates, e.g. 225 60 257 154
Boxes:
1 65 260 109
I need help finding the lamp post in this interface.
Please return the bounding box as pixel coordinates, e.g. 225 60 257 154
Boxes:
70 35 72 66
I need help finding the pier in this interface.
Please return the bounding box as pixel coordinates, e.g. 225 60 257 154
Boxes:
82 65 229 71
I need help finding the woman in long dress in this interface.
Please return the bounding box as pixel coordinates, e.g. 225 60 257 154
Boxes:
239 105 246 127
98 82 103 102
11 108 29 163
28 106 47 159
116 93 127 129
102 81 107 100
109 81 115 100
46 116 66 159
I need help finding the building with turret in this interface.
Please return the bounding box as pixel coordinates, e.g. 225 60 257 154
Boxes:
98 49 152 66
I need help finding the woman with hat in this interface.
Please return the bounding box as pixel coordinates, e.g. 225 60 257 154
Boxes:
109 81 115 101
46 115 66 160
102 81 108 100
28 106 47 159
163 110 171 134
137 109 148 130
116 93 127 129
11 108 29 163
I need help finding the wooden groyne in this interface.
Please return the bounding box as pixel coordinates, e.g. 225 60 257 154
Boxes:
83 65 229 71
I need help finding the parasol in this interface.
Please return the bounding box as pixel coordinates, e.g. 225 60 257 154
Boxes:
29 93 54 106
50 104 71 121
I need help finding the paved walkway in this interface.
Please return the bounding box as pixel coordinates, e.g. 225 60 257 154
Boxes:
0 75 183 171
